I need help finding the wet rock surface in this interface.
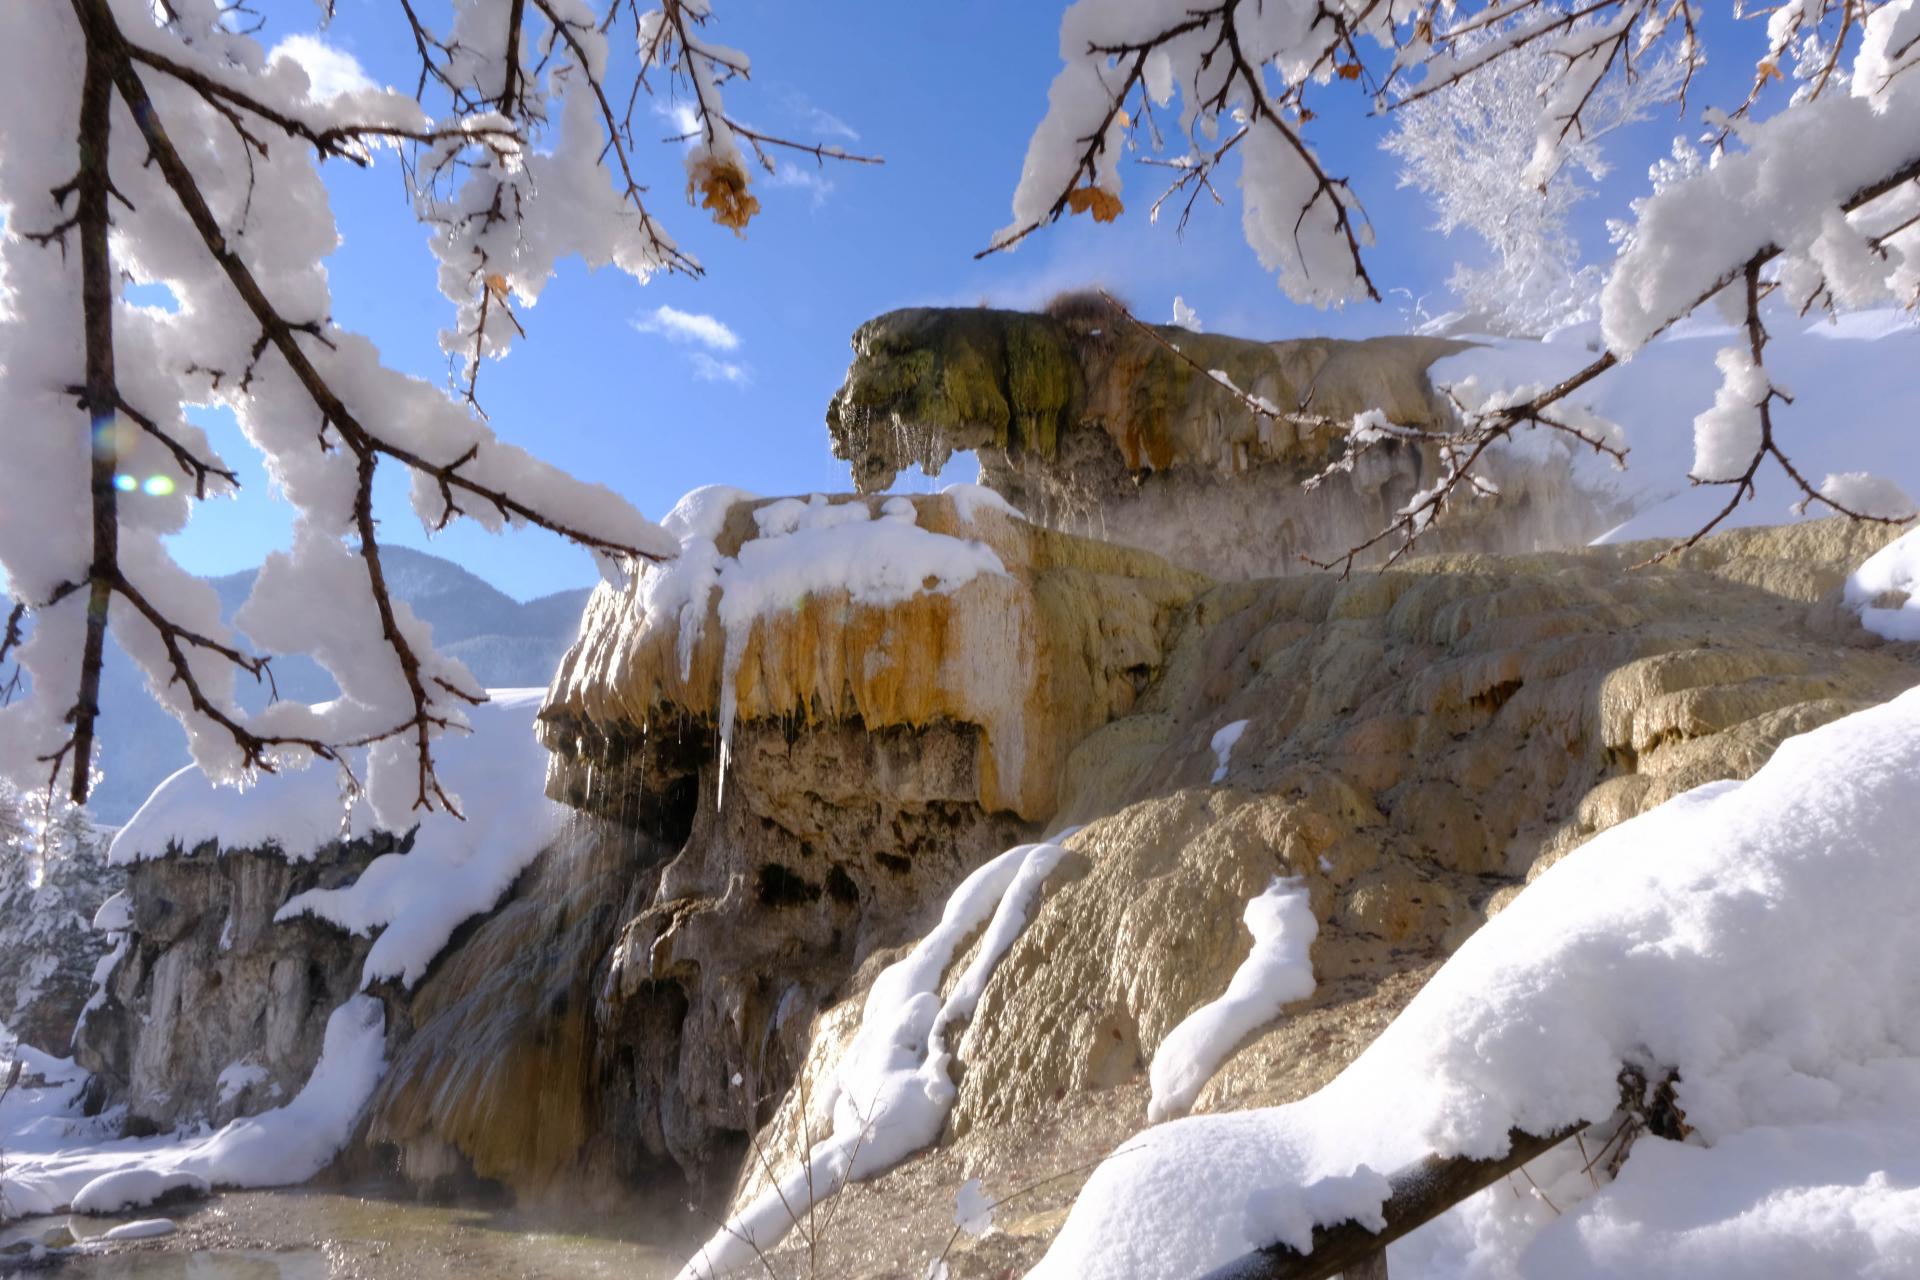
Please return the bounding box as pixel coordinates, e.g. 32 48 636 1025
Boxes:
824 301 1618 578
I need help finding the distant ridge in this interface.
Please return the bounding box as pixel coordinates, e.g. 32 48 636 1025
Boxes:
6 546 593 823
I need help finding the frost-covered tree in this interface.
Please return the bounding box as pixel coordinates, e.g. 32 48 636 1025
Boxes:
1383 32 1684 337
0 1 872 819
990 0 1920 567
0 776 117 1053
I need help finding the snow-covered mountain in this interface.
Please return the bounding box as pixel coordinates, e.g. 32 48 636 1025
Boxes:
2 548 592 824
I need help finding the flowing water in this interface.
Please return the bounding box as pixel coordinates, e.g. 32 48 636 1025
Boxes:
1 1188 688 1277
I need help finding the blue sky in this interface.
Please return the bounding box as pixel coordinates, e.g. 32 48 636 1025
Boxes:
165 0 1765 600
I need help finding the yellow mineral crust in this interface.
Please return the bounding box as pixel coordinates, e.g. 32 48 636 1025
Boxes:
541 492 1205 820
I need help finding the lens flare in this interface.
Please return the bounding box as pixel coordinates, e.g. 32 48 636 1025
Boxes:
142 475 177 497
113 474 138 493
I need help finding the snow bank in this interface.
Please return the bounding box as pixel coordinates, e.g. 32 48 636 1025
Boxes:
108 762 370 866
1431 310 1920 546
1033 683 1920 1278
1 995 385 1217
1147 878 1316 1124
676 838 1069 1280
1846 529 1920 642
273 690 568 987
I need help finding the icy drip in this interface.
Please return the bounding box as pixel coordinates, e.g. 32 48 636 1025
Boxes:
675 836 1070 1280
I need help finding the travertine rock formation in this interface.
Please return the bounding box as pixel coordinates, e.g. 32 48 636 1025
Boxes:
825 302 1618 578
54 495 1916 1259
711 517 1920 1279
537 491 1205 1186
543 491 1203 821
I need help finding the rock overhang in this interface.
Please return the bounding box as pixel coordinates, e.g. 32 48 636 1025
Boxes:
540 489 1207 823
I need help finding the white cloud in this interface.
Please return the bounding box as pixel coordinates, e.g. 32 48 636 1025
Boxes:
765 163 835 206
657 101 701 146
269 34 375 101
689 353 750 386
632 305 741 352
776 87 861 142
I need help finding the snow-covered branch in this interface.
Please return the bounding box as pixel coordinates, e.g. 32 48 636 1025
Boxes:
1004 0 1920 567
0 0 873 819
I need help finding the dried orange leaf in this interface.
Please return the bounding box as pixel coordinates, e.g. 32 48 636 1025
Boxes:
688 154 761 234
1336 62 1363 81
1066 185 1125 224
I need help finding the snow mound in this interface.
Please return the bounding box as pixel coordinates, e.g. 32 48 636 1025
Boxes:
107 691 565 991
1033 682 1920 1278
97 1217 177 1241
1147 877 1316 1124
677 837 1068 1280
109 757 370 866
90 890 131 934
71 1168 208 1215
1846 529 1920 642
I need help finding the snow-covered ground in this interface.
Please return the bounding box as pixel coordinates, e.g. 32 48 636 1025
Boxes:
1432 308 1920 546
1 997 381 1219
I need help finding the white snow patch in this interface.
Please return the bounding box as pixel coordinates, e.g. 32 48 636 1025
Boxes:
1147 878 1317 1124
1210 719 1251 784
955 1176 996 1238
636 490 1007 807
1846 529 1920 642
110 762 367 865
215 1061 269 1106
675 837 1069 1279
1032 684 1920 1278
267 34 375 102
91 890 131 933
940 482 1025 525
272 690 567 988
1815 471 1914 520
